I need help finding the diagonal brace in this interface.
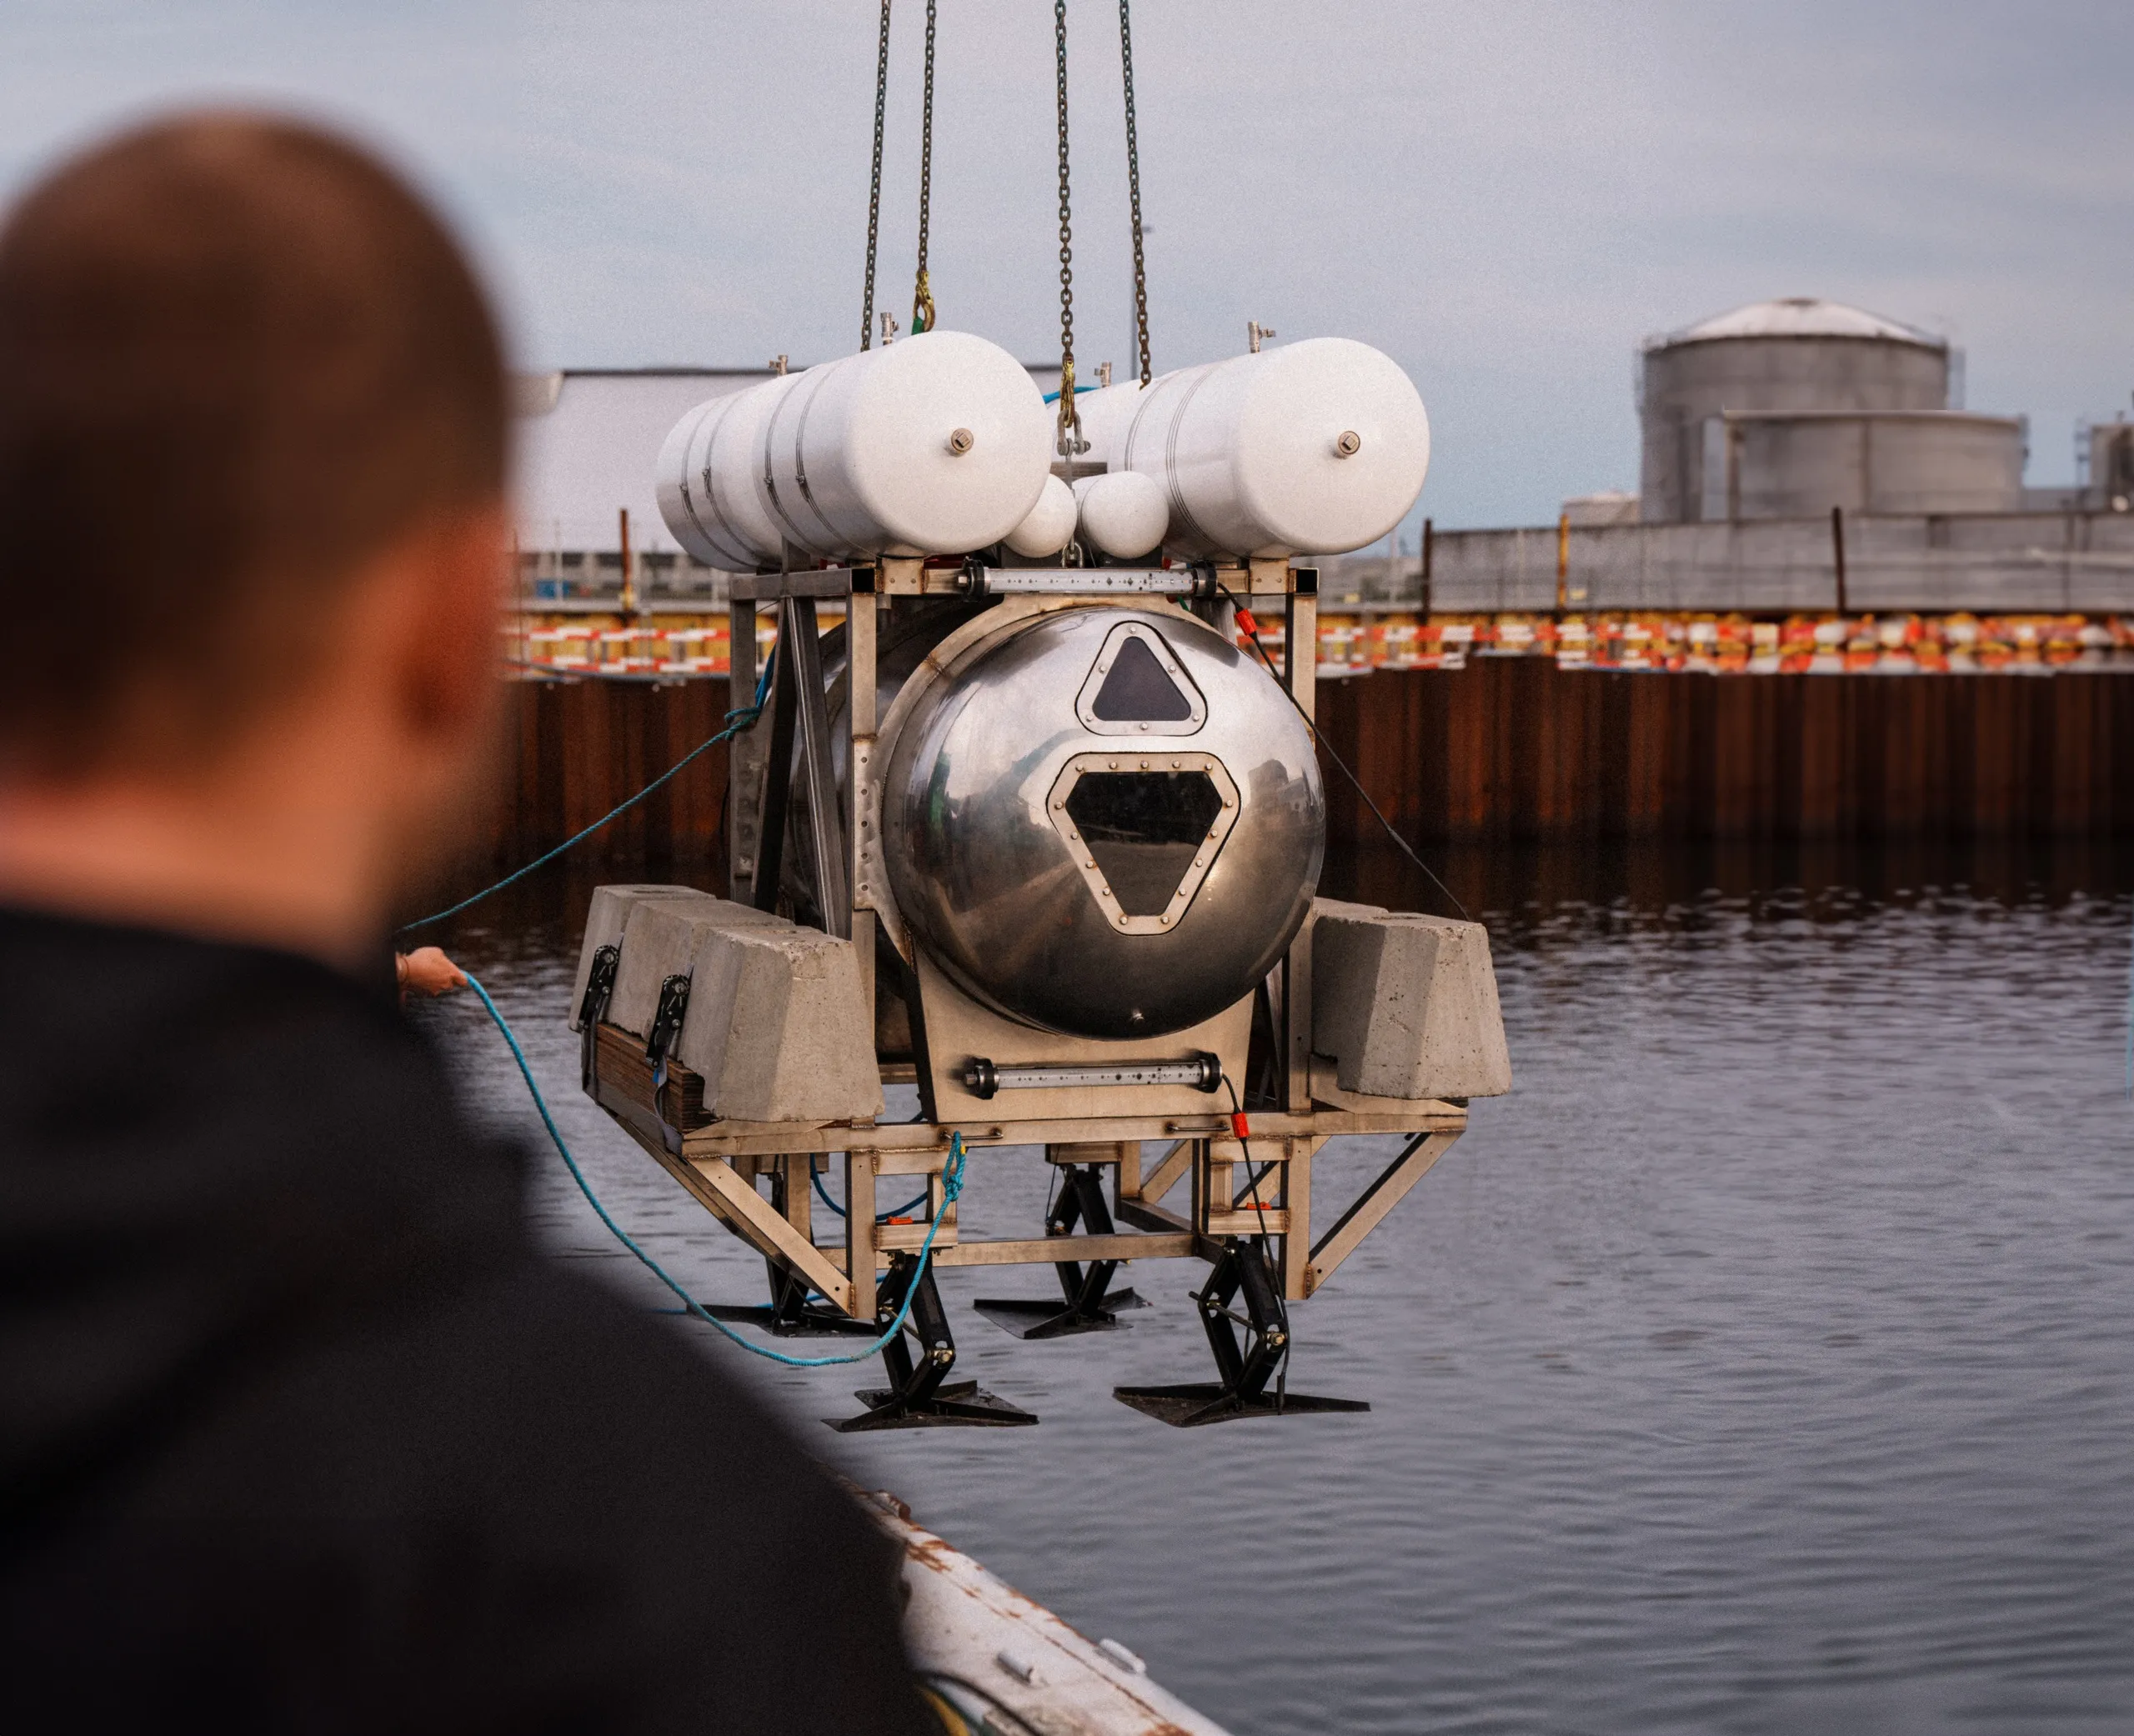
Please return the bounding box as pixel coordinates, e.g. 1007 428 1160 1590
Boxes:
1303 1131 1457 1297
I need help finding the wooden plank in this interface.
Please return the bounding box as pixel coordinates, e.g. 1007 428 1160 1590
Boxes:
875 1213 959 1253
1128 1138 1194 1205
1206 1208 1290 1235
678 1104 1461 1161
1280 1138 1317 1302
636 1147 854 1313
846 1149 877 1318
1304 1131 1458 1297
931 1231 1195 1268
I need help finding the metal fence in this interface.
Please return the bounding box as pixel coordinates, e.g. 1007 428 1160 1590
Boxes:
1320 511 2134 616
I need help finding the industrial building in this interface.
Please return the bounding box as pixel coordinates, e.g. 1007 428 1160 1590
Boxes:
1326 297 2134 615
1636 298 2024 523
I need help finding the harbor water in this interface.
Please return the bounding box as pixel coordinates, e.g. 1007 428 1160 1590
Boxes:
421 840 2134 1734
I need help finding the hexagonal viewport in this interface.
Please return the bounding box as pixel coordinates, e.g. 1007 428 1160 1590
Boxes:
1048 752 1240 933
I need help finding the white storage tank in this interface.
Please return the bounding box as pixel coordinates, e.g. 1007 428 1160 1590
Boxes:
1099 338 1430 560
655 372 803 570
1639 298 1956 523
656 331 1052 567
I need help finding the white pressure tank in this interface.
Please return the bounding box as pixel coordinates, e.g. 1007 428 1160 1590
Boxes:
1072 470 1168 559
656 331 1053 568
1068 379 1145 472
656 372 804 570
1003 474 1079 557
1103 338 1430 559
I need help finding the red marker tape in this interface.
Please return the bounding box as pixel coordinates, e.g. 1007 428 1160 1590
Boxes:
1230 1110 1250 1140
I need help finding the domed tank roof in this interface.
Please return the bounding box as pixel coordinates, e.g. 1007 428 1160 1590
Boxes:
1654 298 1943 349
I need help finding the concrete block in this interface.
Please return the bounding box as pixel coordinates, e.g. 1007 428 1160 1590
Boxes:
569 885 728 1030
575 884 882 1124
674 922 883 1124
1310 900 1511 1100
604 893 781 1039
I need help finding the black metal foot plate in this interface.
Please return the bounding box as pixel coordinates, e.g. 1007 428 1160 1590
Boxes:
972 1288 1149 1339
829 1379 1040 1433
1112 1382 1371 1428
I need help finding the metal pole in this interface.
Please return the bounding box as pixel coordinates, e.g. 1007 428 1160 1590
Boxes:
1555 511 1570 616
1831 504 1848 616
1420 517 1433 617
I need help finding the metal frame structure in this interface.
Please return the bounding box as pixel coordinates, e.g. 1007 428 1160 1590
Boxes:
583 553 1470 1426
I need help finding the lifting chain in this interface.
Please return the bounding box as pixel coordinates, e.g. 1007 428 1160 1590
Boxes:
1052 0 1086 456
1120 0 1151 385
859 0 893 351
910 0 938 334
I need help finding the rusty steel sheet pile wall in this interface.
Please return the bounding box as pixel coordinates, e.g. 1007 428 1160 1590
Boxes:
483 663 2134 869
487 678 734 870
1315 662 2134 845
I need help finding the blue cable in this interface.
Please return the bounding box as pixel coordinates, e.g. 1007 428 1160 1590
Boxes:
399 650 777 935
810 1158 928 1223
464 972 965 1368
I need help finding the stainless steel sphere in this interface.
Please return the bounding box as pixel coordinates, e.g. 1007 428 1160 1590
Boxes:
879 603 1325 1039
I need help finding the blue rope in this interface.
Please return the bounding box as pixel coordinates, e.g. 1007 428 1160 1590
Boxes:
464 972 966 1368
399 651 776 935
810 1157 928 1223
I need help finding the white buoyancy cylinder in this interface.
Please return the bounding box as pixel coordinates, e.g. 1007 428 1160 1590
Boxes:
1110 337 1430 559
656 331 1051 567
1072 470 1168 558
1004 474 1079 556
763 331 1050 559
656 373 804 569
1068 379 1145 471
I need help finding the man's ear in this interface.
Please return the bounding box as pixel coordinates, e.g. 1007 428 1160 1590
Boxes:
394 500 510 744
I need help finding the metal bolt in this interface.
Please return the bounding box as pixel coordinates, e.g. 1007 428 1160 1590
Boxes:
1334 430 1362 458
947 427 975 455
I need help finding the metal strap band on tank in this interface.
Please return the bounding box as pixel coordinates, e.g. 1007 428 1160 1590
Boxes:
759 365 844 558
759 368 829 556
1140 364 1219 557
786 370 849 553
691 395 759 573
671 399 711 541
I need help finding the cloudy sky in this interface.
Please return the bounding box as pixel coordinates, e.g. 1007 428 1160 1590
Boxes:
5 1 2129 530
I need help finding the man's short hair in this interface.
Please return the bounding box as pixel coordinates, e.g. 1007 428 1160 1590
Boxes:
0 112 506 776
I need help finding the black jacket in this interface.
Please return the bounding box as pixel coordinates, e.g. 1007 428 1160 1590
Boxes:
0 909 931 1733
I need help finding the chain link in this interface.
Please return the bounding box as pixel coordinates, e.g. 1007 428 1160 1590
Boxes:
1053 0 1085 454
1120 0 1150 385
910 0 938 333
859 0 893 352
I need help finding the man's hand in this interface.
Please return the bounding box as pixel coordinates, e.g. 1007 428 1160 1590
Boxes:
396 946 468 998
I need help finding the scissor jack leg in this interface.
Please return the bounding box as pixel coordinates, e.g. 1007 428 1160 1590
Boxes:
832 1254 1039 1432
1115 1238 1370 1428
975 1163 1150 1339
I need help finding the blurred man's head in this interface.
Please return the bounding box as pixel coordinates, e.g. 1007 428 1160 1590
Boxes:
0 112 509 962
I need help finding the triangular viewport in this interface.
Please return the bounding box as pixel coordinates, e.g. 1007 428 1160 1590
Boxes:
1090 635 1194 723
